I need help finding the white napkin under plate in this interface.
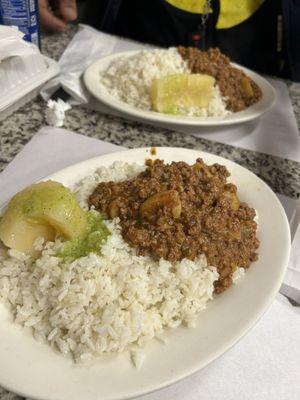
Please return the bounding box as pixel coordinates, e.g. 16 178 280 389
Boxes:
0 127 299 400
41 24 300 163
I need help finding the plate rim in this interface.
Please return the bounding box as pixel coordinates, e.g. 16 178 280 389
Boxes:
0 147 291 400
83 50 277 127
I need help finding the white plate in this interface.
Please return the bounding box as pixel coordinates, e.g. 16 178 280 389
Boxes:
83 51 276 127
0 148 290 400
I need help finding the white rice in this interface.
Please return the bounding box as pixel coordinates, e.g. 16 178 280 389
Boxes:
232 267 245 283
74 161 145 210
0 162 219 362
100 48 230 117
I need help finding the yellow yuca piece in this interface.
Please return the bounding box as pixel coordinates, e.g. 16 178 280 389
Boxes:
0 180 87 256
151 73 215 114
0 214 55 256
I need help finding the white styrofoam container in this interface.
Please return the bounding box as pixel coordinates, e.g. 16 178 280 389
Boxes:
0 54 59 121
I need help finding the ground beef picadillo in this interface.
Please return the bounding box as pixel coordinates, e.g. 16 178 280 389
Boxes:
177 47 262 112
89 159 259 293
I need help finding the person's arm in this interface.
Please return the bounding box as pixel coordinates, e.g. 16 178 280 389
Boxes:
39 0 77 31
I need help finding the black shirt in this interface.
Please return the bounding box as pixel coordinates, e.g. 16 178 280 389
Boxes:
112 0 283 76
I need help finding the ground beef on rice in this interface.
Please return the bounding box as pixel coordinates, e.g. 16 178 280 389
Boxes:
89 159 259 293
177 47 262 112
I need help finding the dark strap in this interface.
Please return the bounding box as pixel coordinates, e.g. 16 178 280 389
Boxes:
282 0 300 82
83 0 123 33
100 0 123 31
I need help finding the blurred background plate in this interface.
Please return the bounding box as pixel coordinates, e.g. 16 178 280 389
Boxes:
83 51 276 127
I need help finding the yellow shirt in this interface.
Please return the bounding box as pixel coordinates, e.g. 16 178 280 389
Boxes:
165 0 265 29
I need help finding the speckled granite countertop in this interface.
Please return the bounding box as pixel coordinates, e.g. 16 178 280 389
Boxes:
0 25 300 400
1 25 300 199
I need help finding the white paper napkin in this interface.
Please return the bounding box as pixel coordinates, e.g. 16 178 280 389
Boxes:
0 127 300 400
0 26 50 117
0 25 39 61
0 127 123 206
282 203 300 303
40 24 300 163
40 24 147 103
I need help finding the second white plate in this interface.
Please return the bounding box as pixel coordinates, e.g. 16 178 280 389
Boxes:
83 50 276 127
0 147 290 400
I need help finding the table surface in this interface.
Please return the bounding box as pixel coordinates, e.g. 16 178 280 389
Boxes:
0 25 300 400
1 26 300 199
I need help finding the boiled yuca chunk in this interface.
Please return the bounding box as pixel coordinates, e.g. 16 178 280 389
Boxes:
0 180 87 255
150 73 215 114
0 216 55 256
